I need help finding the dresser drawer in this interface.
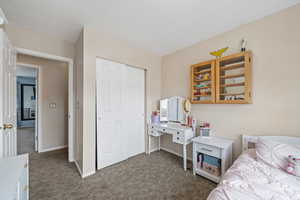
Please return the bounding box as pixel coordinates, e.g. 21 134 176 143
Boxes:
157 126 168 133
149 129 161 137
172 134 184 144
195 143 221 158
168 129 183 136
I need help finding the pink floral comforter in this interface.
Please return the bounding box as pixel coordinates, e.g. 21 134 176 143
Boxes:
208 150 300 200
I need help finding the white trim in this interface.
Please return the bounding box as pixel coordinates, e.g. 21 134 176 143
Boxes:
16 63 40 152
75 160 83 177
16 48 73 63
37 67 43 152
39 145 67 153
160 147 193 161
16 48 75 162
0 8 8 25
82 170 96 178
150 147 193 161
74 160 95 178
17 63 39 69
150 147 159 153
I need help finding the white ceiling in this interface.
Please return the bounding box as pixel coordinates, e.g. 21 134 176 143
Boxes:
1 0 299 55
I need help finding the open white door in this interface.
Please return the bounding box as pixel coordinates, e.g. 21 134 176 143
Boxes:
0 29 17 157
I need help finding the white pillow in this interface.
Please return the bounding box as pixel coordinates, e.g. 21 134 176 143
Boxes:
256 137 300 170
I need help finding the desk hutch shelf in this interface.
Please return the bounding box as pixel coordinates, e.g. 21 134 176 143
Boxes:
191 51 252 104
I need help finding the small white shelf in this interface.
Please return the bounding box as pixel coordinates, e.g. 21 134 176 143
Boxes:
192 136 233 183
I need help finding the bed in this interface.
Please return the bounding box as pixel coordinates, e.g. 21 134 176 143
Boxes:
207 135 300 200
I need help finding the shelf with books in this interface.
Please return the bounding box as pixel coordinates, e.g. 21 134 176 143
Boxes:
216 51 252 103
191 60 215 104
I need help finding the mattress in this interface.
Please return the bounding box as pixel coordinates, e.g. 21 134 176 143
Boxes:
207 149 300 200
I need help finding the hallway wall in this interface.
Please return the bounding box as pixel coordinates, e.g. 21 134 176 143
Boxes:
17 54 69 152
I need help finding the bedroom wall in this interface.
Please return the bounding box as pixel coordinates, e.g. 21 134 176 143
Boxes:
80 26 161 177
161 4 300 159
17 54 69 152
5 23 74 59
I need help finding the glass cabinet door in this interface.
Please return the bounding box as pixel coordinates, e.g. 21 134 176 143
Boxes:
215 51 252 104
191 60 215 104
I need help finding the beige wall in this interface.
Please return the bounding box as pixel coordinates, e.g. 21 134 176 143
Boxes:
6 24 74 59
17 54 69 151
161 4 300 159
80 26 161 176
74 30 84 172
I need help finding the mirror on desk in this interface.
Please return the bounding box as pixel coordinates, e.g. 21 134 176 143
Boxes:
159 96 186 124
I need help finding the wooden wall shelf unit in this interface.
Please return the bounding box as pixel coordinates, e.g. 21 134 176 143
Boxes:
191 51 252 104
191 60 215 104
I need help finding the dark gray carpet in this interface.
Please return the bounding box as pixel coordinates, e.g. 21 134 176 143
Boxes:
17 127 35 154
30 150 216 200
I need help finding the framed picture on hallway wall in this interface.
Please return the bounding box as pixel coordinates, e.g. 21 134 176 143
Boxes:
21 84 36 120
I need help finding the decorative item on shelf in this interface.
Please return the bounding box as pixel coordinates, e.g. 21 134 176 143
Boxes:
225 96 234 101
196 74 203 80
151 110 160 124
197 153 203 169
183 99 191 113
203 73 210 80
202 155 221 177
192 118 197 132
194 83 210 88
241 38 247 52
199 121 210 137
186 115 193 127
210 47 229 58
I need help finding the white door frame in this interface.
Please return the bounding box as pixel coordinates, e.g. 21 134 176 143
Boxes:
16 48 74 162
16 63 40 152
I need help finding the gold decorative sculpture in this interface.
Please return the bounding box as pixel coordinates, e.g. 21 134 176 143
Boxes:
210 47 229 58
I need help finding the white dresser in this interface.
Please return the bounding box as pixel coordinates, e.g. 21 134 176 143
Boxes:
148 123 195 170
0 154 29 200
192 136 233 183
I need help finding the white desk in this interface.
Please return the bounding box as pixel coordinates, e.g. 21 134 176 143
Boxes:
148 123 195 171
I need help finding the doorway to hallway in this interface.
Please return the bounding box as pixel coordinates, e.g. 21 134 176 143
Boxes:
16 65 38 154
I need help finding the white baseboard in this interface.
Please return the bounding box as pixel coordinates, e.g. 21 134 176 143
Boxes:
160 147 193 161
149 148 159 153
39 145 68 153
74 160 96 178
82 170 96 178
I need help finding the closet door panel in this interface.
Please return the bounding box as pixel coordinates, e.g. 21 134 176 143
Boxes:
124 66 145 158
96 59 127 169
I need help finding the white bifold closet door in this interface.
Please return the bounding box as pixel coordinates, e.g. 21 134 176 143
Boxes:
96 58 145 170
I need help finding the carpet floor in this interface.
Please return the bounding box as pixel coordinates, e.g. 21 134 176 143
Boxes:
30 150 216 200
17 127 35 154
